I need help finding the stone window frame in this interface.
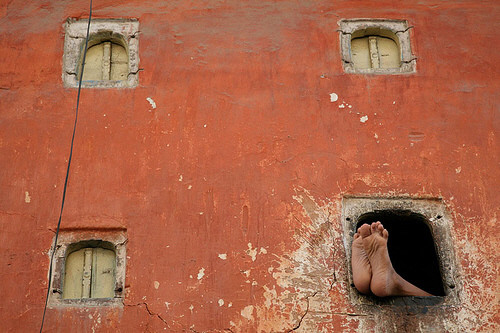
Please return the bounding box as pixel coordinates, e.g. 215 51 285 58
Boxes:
339 19 416 74
48 230 127 307
341 197 460 307
62 18 139 88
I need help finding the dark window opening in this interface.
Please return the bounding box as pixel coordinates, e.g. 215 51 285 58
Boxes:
357 210 445 296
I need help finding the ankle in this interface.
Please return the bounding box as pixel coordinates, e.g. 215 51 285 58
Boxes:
392 273 432 296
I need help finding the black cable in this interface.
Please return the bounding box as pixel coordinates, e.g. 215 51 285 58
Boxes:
39 1 93 332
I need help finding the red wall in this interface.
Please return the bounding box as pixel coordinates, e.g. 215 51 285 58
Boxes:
0 1 498 332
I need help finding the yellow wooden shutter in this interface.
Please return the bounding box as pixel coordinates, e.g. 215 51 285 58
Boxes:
351 36 400 69
63 247 116 299
91 248 116 298
110 43 128 81
62 248 85 299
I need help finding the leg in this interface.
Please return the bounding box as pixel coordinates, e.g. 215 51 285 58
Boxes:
351 230 372 294
359 222 433 297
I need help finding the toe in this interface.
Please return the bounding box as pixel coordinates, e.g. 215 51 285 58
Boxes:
359 224 372 238
382 229 389 239
376 223 384 235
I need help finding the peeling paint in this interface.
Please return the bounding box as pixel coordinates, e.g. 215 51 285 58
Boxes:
253 189 345 332
24 191 31 203
146 97 157 109
197 268 205 280
329 93 338 102
241 305 254 321
360 115 368 123
218 253 227 260
246 243 258 261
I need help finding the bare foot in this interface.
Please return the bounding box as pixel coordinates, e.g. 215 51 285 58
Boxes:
359 222 432 297
351 231 372 294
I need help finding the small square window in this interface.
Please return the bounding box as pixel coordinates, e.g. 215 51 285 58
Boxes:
48 230 126 307
341 197 459 306
63 18 139 88
339 19 416 74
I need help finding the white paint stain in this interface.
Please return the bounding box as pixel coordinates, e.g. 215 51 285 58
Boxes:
241 305 254 321
203 124 207 128
154 281 160 289
329 93 338 102
189 304 194 313
246 243 258 261
165 302 170 309
197 268 205 280
228 302 232 307
263 285 278 308
393 101 396 104
178 175 183 182
146 97 157 109
374 133 379 139
338 103 345 108
259 247 267 255
24 191 31 203
218 253 227 260
360 115 368 123
456 166 462 174
256 190 340 331
187 185 192 189
218 299 224 306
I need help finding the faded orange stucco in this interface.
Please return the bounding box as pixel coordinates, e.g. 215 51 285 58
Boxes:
0 0 498 332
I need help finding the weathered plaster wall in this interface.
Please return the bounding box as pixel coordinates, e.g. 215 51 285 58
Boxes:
0 0 498 332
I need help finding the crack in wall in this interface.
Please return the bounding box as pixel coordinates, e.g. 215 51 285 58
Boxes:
287 291 319 332
127 68 144 77
189 327 235 333
125 302 169 329
332 312 369 317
